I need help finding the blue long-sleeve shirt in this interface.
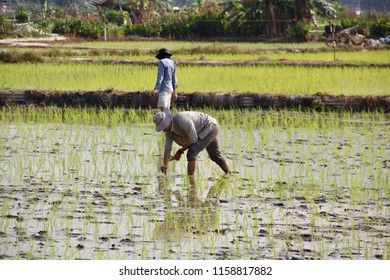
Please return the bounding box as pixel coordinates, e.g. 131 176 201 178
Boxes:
154 58 177 93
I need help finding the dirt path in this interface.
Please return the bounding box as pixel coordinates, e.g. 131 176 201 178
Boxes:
1 90 389 111
0 35 67 47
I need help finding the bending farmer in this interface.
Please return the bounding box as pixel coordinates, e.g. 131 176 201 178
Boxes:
153 109 230 175
152 48 178 111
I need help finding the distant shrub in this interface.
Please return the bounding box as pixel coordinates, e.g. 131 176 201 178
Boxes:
105 10 129 26
52 18 103 39
286 21 310 42
0 14 14 38
15 5 29 23
0 50 44 63
370 20 390 38
339 9 390 38
124 21 162 37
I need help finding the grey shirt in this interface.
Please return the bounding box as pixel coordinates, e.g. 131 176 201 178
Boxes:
164 111 217 150
154 58 177 93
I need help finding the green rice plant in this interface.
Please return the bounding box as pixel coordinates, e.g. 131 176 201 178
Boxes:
0 106 389 260
93 248 105 260
1 62 389 95
3 44 346 62
58 41 328 54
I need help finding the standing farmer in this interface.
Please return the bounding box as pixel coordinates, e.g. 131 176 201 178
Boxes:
153 108 231 176
152 48 178 111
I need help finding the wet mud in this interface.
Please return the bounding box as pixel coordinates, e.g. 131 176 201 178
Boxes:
0 121 389 260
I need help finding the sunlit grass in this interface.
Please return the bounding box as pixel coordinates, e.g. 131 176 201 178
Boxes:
1 62 389 95
3 45 389 64
262 49 390 63
58 40 328 52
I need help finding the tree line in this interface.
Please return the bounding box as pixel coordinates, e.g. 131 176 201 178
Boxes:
0 0 389 41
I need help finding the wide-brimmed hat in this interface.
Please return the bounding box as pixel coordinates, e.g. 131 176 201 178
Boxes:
153 108 172 132
155 48 173 59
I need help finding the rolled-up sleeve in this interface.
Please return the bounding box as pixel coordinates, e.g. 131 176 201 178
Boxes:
164 132 174 150
154 62 164 90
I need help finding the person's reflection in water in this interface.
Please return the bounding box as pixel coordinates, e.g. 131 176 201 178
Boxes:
155 174 230 240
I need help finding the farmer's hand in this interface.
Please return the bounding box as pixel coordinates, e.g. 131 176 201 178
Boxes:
160 165 167 174
152 89 158 95
172 92 177 101
174 149 183 161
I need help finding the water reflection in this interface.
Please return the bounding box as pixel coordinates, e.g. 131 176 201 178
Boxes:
155 175 230 239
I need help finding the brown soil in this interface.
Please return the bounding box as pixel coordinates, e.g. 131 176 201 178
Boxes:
1 90 390 111
0 35 67 47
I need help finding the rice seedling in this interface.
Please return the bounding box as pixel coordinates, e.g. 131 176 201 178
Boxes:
1 62 389 95
0 106 389 259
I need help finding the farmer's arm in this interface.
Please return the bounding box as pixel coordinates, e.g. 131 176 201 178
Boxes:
173 116 197 160
153 62 164 93
172 65 178 100
161 132 173 173
174 143 191 160
161 148 171 174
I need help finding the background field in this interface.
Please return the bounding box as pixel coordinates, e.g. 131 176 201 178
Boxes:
0 40 389 260
1 62 389 96
1 41 390 96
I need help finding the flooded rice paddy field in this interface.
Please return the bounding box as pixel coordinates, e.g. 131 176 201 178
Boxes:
0 110 389 260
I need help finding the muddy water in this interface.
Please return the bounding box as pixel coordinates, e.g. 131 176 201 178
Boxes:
0 116 389 260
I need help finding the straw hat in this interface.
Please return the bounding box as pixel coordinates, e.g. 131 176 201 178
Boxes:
153 108 172 132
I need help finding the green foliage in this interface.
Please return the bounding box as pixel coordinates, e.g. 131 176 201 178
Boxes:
338 9 390 37
0 50 44 63
125 20 162 37
53 18 103 39
105 23 126 39
0 14 14 38
341 14 390 38
126 10 265 40
159 15 195 39
15 5 30 23
4 0 390 41
311 0 337 19
35 20 52 34
340 18 362 29
194 14 225 38
52 18 71 34
105 10 129 26
286 21 310 42
370 20 390 38
124 11 228 39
